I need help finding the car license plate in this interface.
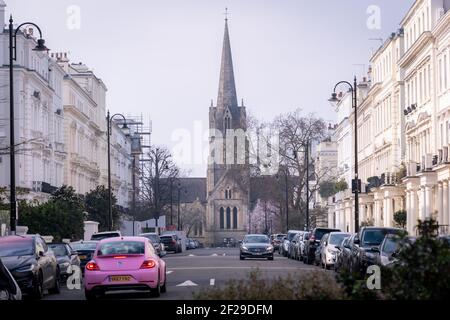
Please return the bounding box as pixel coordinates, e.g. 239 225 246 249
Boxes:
110 276 131 282
79 255 87 260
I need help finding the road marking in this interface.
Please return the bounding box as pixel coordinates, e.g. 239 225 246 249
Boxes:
169 267 318 271
210 278 215 286
166 270 173 274
176 280 198 287
211 253 218 256
188 254 196 257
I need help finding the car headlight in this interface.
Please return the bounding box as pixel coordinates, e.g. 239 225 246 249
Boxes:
241 246 248 251
15 264 35 272
266 246 274 252
364 251 377 261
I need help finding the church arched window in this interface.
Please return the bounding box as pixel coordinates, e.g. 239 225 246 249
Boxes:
233 207 238 229
226 207 231 229
224 114 231 130
225 188 232 199
219 207 224 229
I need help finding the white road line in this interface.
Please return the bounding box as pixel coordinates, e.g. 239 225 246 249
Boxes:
188 254 196 257
176 280 198 287
166 270 173 274
211 253 218 256
210 278 215 286
169 267 318 271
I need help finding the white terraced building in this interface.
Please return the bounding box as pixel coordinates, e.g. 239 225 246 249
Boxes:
330 0 450 235
0 0 135 209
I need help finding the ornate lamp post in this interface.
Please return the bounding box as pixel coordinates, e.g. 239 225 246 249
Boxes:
106 111 130 230
329 77 360 233
8 16 49 234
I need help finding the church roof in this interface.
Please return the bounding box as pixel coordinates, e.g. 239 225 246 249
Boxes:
178 178 207 203
217 18 238 110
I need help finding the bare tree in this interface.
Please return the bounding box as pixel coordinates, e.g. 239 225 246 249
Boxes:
179 202 205 237
248 109 330 229
139 146 180 225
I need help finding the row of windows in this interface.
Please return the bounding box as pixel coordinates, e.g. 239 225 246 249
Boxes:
406 63 431 108
374 96 391 134
219 207 238 229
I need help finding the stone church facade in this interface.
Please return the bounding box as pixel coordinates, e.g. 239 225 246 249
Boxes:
180 18 251 246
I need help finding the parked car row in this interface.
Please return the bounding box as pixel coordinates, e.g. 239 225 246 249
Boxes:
186 238 202 250
279 226 412 277
0 234 62 299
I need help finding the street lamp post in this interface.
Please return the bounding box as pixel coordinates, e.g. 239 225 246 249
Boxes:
106 111 130 231
8 16 49 235
329 76 360 233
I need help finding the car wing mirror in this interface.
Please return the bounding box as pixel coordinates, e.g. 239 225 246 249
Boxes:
353 237 360 245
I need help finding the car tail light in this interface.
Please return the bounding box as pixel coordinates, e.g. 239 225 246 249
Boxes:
114 256 127 259
140 260 156 269
86 261 99 271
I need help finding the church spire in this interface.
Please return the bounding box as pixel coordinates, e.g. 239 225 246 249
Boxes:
217 13 238 109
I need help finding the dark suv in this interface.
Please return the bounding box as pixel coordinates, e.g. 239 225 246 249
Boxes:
160 234 182 253
304 227 340 264
351 227 405 277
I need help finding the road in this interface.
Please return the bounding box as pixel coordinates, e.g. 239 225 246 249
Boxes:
43 247 323 300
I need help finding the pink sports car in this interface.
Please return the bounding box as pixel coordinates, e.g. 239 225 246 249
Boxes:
83 236 167 300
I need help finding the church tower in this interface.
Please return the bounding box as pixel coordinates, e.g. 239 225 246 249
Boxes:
205 16 250 246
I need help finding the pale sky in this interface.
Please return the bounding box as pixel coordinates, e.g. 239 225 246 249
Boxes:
7 0 414 176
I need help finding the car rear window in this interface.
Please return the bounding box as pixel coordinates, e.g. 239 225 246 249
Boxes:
329 234 350 246
70 242 98 251
97 241 145 255
48 244 68 256
0 240 34 257
160 236 173 242
362 229 402 247
91 233 120 240
315 229 340 240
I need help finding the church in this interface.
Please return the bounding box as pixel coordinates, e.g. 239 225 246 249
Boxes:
177 17 257 246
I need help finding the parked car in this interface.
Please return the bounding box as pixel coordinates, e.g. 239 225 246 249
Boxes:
90 231 121 241
334 235 351 272
298 232 311 262
0 235 60 299
223 237 237 248
139 233 166 257
314 233 329 266
319 232 351 269
83 236 167 300
351 227 406 276
282 230 302 257
271 234 286 253
0 258 22 300
69 241 99 274
304 227 340 264
289 232 304 259
48 243 81 280
186 238 196 250
292 233 304 260
375 234 416 268
160 234 182 253
239 234 274 260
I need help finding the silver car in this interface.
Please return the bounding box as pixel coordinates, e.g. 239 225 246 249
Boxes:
320 232 351 269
